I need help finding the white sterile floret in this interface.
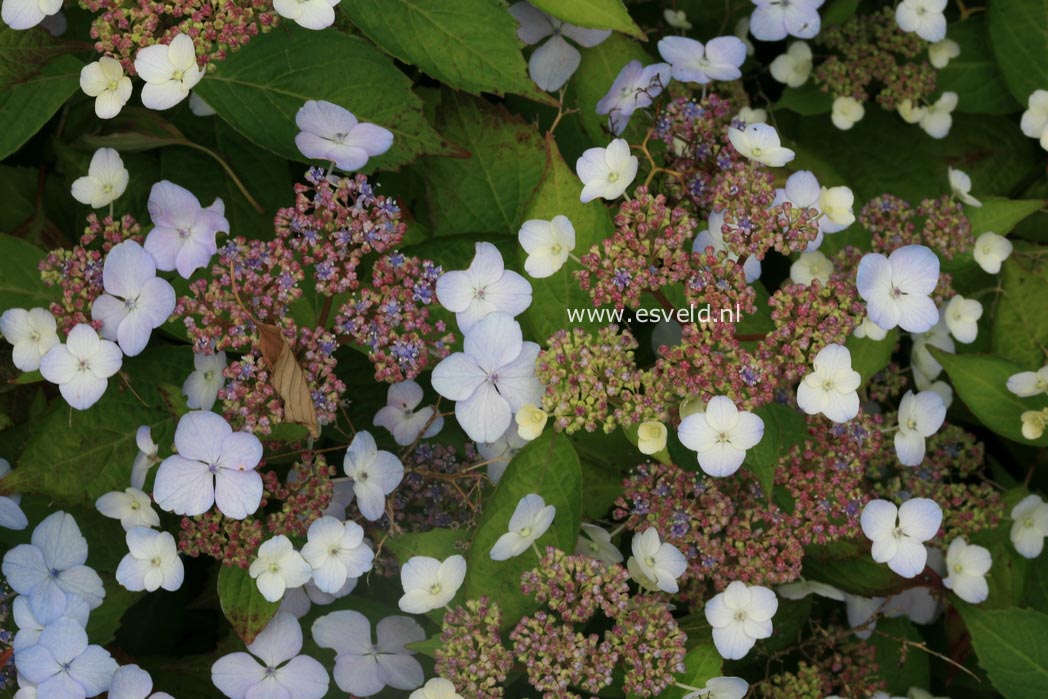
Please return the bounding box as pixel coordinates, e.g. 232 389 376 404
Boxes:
476 424 528 483
576 522 623 564
627 527 687 593
928 38 960 68
14 618 118 699
895 0 947 42
790 251 834 285
1022 408 1048 440
411 678 464 699
116 527 184 592
295 100 394 171
819 185 856 233
776 578 845 601
12 591 90 653
435 242 532 332
770 41 812 87
910 311 953 381
301 516 374 594
273 0 340 30
342 430 404 522
108 664 175 699
919 91 957 139
0 307 58 372
96 487 160 530
80 57 132 119
856 244 940 333
861 498 942 578
576 138 639 202
704 580 778 659
183 350 227 411
693 211 762 283
831 96 865 130
749 0 823 40
637 420 668 455
796 343 861 423
2 0 61 29
853 315 889 341
898 98 928 124
71 147 129 209
734 17 755 54
312 610 425 697
398 555 467 614
595 61 671 135
894 390 947 466
131 425 160 489
509 1 610 92
737 105 767 124
39 323 123 411
250 535 312 603
1008 365 1048 397
664 8 692 29
145 180 229 279
944 293 983 343
657 35 747 85
678 395 764 477
189 91 216 116
972 231 1013 274
727 123 795 167
212 612 328 699
1020 89 1048 152
514 404 548 440
431 312 543 443
948 167 981 207
682 677 750 699
943 537 991 604
1010 494 1048 558
0 458 26 531
153 410 264 519
134 33 204 110
490 493 556 560
373 380 443 446
91 240 177 357
518 215 575 278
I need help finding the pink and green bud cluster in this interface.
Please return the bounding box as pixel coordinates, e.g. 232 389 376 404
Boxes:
520 547 631 623
436 597 514 699
862 193 974 261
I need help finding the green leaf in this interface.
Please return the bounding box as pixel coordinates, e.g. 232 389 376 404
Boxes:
846 329 899 384
464 430 583 628
1026 548 1048 612
571 34 653 144
744 403 807 496
988 0 1048 105
776 81 833 115
218 564 280 644
519 133 614 340
419 92 546 236
0 24 82 90
0 234 54 310
957 604 1048 699
821 0 860 26
341 0 552 104
938 17 1022 115
968 197 1044 235
386 527 470 562
528 0 644 38
0 54 81 160
802 541 903 597
933 349 1048 446
871 617 930 694
667 644 722 698
193 26 451 171
993 252 1048 370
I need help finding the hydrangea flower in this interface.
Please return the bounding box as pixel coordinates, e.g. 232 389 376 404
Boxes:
1 0 61 29
972 231 1013 274
595 61 671 134
727 123 795 167
790 251 834 285
116 527 184 592
211 612 328 699
39 324 122 411
300 516 374 594
665 8 692 29
1020 89 1048 152
1010 494 1048 558
928 38 960 68
398 554 466 614
294 100 394 171
895 0 947 42
280 578 357 619
152 410 264 519
831 96 865 130
342 430 404 521
1007 365 1048 397
95 488 160 531
11 593 90 652
312 611 425 697
704 581 778 659
79 57 132 119
796 343 861 423
431 312 543 443
693 211 762 283
894 390 947 466
435 242 532 332
71 148 128 209
737 105 767 124
678 395 764 477
683 677 750 699
273 0 340 30
576 522 623 564
476 424 528 483
373 380 443 446
144 180 229 279
134 34 204 110
1021 408 1048 440
856 245 940 333
509 1 611 92
411 678 464 699
818 185 857 233
107 665 174 699
0 458 27 530
911 311 953 382
0 307 59 372
776 578 845 601
250 535 312 603
518 215 575 278
637 420 668 455
943 537 991 604
490 494 556 560
656 35 747 84
943 294 982 344
919 92 957 139
14 618 118 699
131 426 160 490
861 498 942 578
948 167 981 207
514 404 547 440
91 240 176 357
178 350 226 410
769 41 812 87
749 0 823 40
627 527 687 593
576 138 639 202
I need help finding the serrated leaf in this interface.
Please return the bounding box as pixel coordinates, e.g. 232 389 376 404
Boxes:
938 17 1021 115
992 252 1048 370
0 54 81 160
218 564 279 644
956 605 1048 699
528 0 644 38
988 0 1048 105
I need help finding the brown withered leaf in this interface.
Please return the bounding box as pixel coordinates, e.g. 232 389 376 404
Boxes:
257 323 319 438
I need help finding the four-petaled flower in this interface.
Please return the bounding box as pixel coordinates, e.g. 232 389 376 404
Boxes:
769 41 812 87
490 493 556 560
312 610 425 697
678 395 765 477
943 537 991 604
509 1 611 92
183 351 227 411
39 323 123 411
71 147 129 209
518 215 576 278
704 580 778 659
79 57 132 119
435 242 532 332
273 0 341 30
295 100 394 171
595 61 671 134
301 515 374 594
373 380 444 446
861 498 942 578
895 0 947 42
0 307 59 372
398 554 466 614
14 617 118 698
972 231 1012 274
576 138 640 202
749 0 824 40
145 180 229 279
342 430 405 521
134 33 205 110
727 123 795 167
797 343 861 423
894 390 946 466
627 527 687 593
96 487 160 531
856 245 940 333
657 35 747 85
1010 494 1048 559
116 527 184 592
249 535 312 603
943 293 982 344
948 167 981 207
91 240 177 357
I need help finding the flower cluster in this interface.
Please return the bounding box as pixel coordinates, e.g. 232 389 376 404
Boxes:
435 597 514 699
861 193 974 261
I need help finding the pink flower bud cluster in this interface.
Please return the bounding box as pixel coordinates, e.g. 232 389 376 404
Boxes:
520 547 631 623
605 597 687 697
510 611 617 699
261 453 335 538
862 193 974 260
436 597 514 699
